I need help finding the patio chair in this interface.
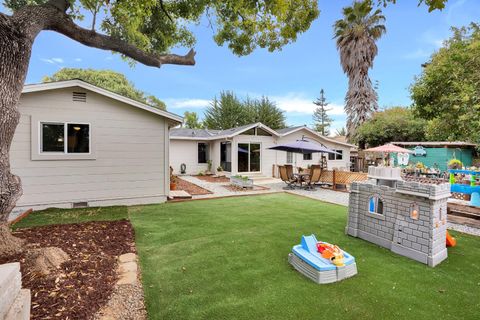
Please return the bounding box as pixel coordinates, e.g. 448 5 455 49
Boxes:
285 164 294 180
279 166 297 189
304 165 322 190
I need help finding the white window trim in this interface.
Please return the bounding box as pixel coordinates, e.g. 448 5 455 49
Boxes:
237 141 262 173
31 116 96 161
197 142 210 164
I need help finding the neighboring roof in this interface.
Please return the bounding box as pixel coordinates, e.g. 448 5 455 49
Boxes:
170 122 279 140
392 141 477 147
171 122 357 149
22 79 183 124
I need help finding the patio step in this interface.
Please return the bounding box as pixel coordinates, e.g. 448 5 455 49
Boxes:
168 190 192 200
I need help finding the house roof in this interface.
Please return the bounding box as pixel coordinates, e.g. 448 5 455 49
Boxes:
392 141 477 147
22 79 183 124
170 122 280 140
171 122 357 149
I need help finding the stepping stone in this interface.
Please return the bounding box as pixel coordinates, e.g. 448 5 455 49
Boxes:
119 261 138 273
118 253 136 263
117 272 137 285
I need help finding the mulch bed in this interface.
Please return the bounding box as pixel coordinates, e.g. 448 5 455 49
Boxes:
0 220 136 320
195 175 230 183
223 185 270 192
176 177 212 195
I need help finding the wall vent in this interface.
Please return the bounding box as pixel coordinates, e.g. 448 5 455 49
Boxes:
72 92 87 102
72 201 89 208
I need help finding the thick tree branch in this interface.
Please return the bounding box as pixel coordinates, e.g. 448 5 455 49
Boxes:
44 3 195 67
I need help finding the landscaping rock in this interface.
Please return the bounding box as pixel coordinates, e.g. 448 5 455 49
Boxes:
117 271 138 285
119 261 138 273
118 252 136 263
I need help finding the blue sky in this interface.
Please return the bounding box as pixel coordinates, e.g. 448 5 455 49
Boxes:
8 0 480 134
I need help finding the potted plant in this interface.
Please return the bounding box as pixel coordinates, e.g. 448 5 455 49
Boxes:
230 175 254 189
170 173 177 190
448 159 463 170
206 160 213 175
216 166 225 177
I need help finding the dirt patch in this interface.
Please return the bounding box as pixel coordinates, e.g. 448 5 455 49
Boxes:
223 185 270 192
0 220 136 320
195 175 230 183
176 177 212 195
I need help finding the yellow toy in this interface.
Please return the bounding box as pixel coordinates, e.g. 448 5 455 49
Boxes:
316 242 345 266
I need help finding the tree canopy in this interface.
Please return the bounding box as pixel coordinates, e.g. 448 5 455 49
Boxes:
4 0 320 62
43 68 167 109
184 111 203 129
354 107 427 147
410 23 480 144
203 91 285 130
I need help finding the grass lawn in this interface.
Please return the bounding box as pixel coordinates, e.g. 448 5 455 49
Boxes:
16 194 480 319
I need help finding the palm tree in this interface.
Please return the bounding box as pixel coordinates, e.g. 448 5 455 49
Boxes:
334 0 386 140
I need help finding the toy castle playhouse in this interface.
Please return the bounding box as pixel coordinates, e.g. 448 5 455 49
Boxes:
346 167 451 267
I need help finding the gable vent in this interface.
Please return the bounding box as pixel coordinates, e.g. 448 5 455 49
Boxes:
72 92 87 102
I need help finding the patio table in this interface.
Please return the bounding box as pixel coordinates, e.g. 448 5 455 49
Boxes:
294 173 310 187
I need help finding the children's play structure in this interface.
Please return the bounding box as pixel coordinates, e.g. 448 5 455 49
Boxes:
288 234 357 284
449 169 480 207
346 167 452 267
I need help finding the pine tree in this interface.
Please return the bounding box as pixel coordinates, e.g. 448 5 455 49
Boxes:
313 89 332 136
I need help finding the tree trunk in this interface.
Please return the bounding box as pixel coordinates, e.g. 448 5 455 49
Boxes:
0 12 38 256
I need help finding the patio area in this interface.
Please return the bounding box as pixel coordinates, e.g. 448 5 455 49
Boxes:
175 175 350 206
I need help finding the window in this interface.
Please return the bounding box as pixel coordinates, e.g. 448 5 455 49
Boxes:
198 143 209 164
303 153 312 160
369 196 384 215
41 122 90 153
410 203 419 220
328 149 343 160
286 152 293 164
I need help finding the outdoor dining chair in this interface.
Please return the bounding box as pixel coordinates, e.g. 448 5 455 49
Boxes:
304 165 322 190
279 165 297 189
285 164 294 180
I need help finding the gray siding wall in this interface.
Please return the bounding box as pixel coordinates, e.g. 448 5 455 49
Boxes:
10 86 168 213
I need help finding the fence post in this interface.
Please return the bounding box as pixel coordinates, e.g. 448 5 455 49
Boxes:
333 170 336 190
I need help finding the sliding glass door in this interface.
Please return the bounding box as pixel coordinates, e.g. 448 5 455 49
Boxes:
237 143 261 173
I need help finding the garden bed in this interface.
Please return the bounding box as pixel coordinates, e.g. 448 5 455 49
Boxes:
176 177 212 195
0 220 136 320
223 184 270 192
195 175 230 183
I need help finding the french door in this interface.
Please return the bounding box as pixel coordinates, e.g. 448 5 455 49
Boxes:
238 143 261 173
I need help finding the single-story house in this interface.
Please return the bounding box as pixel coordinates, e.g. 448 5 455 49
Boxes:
391 141 478 171
10 79 182 214
170 123 355 177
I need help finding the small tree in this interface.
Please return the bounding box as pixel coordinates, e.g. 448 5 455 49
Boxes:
44 68 167 110
312 89 332 136
184 111 203 129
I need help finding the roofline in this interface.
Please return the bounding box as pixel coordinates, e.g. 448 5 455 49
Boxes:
170 122 280 140
279 126 357 148
22 79 183 124
392 141 477 147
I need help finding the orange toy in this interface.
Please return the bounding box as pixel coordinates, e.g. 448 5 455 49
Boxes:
446 231 457 247
316 242 345 266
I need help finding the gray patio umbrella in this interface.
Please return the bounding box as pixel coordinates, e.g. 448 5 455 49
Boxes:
268 138 340 155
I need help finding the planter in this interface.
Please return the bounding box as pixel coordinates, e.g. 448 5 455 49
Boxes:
230 176 254 189
170 182 177 190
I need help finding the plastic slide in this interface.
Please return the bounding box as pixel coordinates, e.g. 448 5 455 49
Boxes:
446 231 457 247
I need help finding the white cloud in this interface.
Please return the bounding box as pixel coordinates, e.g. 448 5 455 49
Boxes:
74 58 82 62
40 57 64 64
164 98 210 109
271 92 345 116
402 49 431 60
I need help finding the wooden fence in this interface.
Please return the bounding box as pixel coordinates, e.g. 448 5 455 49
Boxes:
319 170 368 190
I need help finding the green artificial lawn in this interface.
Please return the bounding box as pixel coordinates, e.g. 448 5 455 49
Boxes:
16 194 480 319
